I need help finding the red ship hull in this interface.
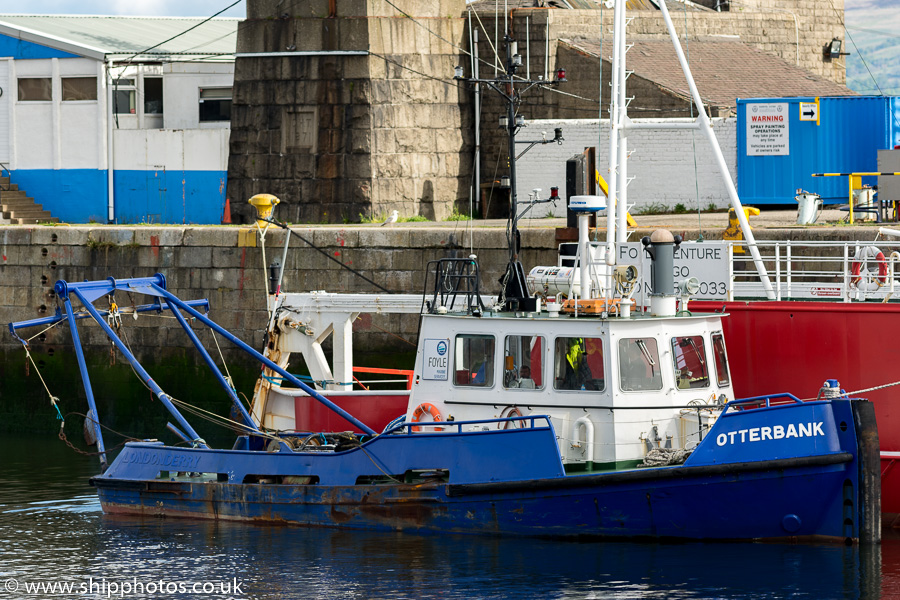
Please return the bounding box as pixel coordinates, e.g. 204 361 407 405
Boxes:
693 299 900 520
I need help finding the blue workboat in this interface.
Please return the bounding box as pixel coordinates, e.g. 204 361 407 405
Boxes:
8 223 880 543
5 2 881 539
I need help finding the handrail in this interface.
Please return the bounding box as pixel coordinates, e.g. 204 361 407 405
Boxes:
727 393 802 409
725 239 900 302
424 257 486 315
0 161 10 192
353 366 415 390
381 415 553 436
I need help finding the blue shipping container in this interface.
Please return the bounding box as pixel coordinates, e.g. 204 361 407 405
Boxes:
737 96 900 205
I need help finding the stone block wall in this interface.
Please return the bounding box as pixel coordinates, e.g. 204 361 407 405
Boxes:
0 220 885 373
228 0 474 225
0 225 559 366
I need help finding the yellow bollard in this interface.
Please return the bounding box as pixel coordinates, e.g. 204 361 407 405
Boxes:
723 207 760 255
248 194 281 228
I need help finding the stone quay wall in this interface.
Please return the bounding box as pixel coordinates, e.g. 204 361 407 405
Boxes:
0 225 559 367
0 219 878 433
0 221 880 362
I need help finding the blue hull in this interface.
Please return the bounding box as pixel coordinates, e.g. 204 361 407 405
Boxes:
90 398 880 543
95 455 854 541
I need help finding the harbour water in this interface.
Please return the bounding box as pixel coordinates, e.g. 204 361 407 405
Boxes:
0 433 896 599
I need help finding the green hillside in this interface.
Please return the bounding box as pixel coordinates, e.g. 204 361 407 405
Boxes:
845 0 900 95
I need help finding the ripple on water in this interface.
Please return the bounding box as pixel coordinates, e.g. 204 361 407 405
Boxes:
0 434 891 599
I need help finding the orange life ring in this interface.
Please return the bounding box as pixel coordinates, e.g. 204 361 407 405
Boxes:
850 247 888 287
499 406 526 430
411 402 443 432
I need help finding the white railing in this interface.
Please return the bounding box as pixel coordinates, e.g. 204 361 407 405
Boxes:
728 239 900 303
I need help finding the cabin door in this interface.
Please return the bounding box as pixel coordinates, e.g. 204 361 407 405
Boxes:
0 60 10 163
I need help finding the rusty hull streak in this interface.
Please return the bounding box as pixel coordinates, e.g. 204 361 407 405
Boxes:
117 481 450 529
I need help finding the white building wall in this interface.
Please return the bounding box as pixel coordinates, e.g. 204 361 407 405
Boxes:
162 62 233 130
515 118 739 218
12 56 104 170
60 103 102 168
15 103 54 169
9 57 232 172
114 128 230 172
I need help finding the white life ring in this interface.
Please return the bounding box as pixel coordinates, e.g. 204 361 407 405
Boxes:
850 246 888 291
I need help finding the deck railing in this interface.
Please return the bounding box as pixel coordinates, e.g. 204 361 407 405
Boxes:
729 238 900 302
565 238 900 304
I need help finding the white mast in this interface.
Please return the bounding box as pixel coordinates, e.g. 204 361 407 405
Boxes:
604 0 624 269
615 7 629 244
604 0 775 299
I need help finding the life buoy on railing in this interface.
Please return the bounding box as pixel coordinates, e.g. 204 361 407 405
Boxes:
411 402 443 432
850 246 888 288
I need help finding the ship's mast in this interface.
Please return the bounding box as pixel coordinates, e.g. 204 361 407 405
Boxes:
457 33 566 310
606 0 775 300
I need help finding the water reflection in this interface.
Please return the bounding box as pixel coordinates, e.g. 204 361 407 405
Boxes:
0 434 890 599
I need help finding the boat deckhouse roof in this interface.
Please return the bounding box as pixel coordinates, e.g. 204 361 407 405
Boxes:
0 14 238 63
562 37 855 114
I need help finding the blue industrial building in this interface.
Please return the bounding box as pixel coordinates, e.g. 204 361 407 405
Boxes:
737 96 900 205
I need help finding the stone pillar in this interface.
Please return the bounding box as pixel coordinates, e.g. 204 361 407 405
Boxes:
228 0 472 224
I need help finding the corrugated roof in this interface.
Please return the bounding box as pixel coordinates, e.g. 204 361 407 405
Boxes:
0 15 238 62
563 37 855 109
467 0 705 11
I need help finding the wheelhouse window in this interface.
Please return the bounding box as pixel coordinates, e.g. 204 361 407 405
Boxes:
503 335 543 390
199 87 232 122
144 77 163 114
671 335 710 389
618 337 663 392
554 337 605 391
712 334 731 386
454 334 494 387
62 77 97 101
18 78 51 101
113 78 135 114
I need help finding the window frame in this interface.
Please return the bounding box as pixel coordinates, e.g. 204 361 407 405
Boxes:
712 333 731 386
502 334 544 391
452 333 496 389
17 77 52 102
61 76 98 102
670 335 711 390
199 86 232 123
143 76 164 115
112 78 136 115
617 337 664 392
553 336 606 392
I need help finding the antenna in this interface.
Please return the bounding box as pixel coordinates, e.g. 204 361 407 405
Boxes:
455 35 567 311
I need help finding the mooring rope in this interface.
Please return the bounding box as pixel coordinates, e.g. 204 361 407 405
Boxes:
845 379 900 397
22 346 63 421
24 314 73 342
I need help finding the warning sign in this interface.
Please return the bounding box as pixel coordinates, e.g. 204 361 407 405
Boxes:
746 103 789 156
